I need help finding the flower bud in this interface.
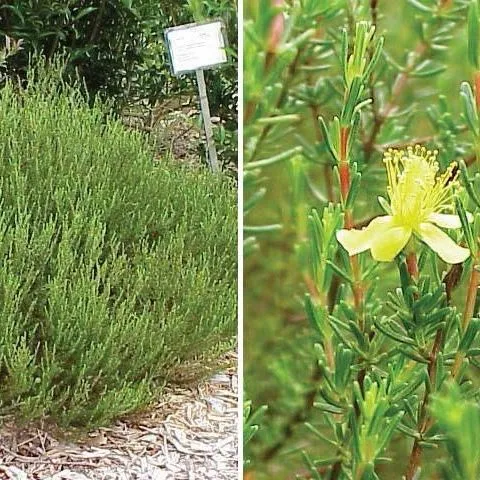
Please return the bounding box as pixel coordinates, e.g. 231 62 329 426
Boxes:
266 0 284 55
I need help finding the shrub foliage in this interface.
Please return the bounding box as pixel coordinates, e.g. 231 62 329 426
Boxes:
0 64 236 427
0 1 237 118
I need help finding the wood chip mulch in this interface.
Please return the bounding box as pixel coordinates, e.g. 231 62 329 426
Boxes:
0 358 237 480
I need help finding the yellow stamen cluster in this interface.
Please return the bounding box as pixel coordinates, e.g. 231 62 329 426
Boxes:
384 146 458 229
336 144 471 264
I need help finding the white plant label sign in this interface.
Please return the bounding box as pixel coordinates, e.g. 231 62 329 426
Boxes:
165 20 227 76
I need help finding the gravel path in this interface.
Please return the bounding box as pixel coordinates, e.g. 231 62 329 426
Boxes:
0 360 237 480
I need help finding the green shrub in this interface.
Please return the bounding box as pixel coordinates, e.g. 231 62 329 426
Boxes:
0 62 237 428
0 1 237 122
0 1 189 103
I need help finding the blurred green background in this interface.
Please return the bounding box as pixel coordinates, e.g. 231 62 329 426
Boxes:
244 1 475 479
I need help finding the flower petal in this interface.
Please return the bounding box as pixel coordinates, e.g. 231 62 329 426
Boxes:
428 212 474 229
370 225 412 262
336 216 394 256
416 222 470 264
427 213 462 229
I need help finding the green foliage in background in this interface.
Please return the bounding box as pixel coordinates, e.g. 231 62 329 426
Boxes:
0 0 238 165
0 1 186 104
431 384 480 480
0 62 236 428
244 401 268 468
244 0 480 479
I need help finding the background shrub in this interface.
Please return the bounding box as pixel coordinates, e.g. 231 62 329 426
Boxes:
0 62 237 427
0 1 236 106
0 0 238 166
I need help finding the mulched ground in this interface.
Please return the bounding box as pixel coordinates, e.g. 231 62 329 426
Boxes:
0 356 237 480
122 100 203 167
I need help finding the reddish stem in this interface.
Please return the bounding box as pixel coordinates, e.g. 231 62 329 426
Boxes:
474 71 480 113
340 127 349 163
339 164 351 208
406 252 419 280
339 127 363 318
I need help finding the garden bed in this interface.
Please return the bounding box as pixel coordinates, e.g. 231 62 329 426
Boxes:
0 354 237 480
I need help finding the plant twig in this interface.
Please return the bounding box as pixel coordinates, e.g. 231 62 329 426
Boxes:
370 0 379 29
0 445 96 468
363 41 428 161
89 0 108 44
339 126 364 324
460 261 479 333
405 329 443 480
303 26 335 203
474 71 480 112
329 123 366 480
405 253 445 480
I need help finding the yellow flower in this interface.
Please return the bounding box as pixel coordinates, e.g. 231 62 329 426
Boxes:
336 146 472 264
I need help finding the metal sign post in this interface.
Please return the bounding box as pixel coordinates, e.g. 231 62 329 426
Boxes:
195 69 219 171
164 20 228 172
